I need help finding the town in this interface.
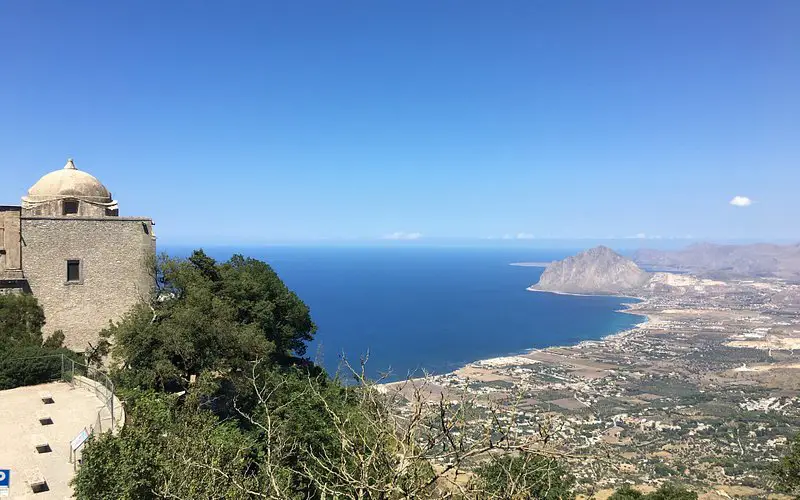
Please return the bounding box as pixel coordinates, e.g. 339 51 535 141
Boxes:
387 273 800 498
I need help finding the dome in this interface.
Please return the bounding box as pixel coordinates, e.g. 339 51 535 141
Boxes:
24 159 112 202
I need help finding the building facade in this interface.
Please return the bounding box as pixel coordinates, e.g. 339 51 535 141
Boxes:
0 159 156 351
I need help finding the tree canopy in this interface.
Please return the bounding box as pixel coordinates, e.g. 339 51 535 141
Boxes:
472 454 575 499
775 432 800 497
609 484 698 500
0 293 76 389
0 292 46 345
101 250 316 391
74 250 704 499
76 250 586 499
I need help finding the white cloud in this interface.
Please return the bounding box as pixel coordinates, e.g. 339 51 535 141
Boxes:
383 231 423 240
730 196 752 207
498 233 536 240
623 233 663 240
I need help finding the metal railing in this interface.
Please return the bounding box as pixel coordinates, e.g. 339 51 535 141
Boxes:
1 353 121 432
63 356 119 432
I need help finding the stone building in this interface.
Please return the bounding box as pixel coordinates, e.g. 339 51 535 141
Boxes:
0 159 156 351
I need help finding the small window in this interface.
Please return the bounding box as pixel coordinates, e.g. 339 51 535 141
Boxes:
63 200 79 215
67 260 81 282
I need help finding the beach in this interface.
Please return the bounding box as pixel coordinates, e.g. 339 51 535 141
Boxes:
382 274 800 495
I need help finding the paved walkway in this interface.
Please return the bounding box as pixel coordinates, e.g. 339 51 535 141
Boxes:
0 381 108 498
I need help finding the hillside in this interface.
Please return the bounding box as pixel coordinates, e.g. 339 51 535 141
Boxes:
634 242 800 281
532 246 651 295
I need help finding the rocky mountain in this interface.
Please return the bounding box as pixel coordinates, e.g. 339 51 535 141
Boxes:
532 246 651 295
633 242 800 281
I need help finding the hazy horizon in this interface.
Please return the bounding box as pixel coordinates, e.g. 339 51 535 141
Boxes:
159 236 800 253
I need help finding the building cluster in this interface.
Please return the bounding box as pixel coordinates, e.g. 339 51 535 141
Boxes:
389 275 800 493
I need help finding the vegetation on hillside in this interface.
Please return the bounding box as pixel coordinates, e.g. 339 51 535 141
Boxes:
95 250 317 393
608 484 698 499
775 432 800 497
8 250 783 498
70 250 584 498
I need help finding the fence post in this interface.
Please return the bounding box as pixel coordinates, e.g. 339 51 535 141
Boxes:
6 355 121 434
109 376 115 429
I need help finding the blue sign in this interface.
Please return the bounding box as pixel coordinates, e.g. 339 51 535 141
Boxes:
0 469 9 487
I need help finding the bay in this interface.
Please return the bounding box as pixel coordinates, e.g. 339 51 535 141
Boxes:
167 246 643 381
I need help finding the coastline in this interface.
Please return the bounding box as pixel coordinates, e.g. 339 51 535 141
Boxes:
526 285 644 301
457 295 652 372
380 272 800 495
384 289 653 385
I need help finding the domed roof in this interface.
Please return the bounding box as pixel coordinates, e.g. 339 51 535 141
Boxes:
24 159 112 202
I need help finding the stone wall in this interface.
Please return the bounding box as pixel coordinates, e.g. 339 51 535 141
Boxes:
21 216 156 351
22 198 112 218
0 206 22 278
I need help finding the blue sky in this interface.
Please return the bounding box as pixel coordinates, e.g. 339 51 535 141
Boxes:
1 1 798 245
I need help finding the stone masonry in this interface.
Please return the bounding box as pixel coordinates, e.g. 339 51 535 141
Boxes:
21 217 155 350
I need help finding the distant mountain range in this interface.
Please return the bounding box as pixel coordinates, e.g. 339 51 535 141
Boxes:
532 246 650 295
531 242 800 296
633 242 800 281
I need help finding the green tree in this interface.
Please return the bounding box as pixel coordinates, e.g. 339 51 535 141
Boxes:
77 250 575 499
219 254 316 358
102 250 316 391
472 454 575 499
646 484 698 500
610 484 697 500
73 391 283 500
0 293 78 389
775 432 800 497
609 485 644 499
74 366 437 499
0 293 46 345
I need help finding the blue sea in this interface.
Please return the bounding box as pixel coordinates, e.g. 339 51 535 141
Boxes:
167 246 643 381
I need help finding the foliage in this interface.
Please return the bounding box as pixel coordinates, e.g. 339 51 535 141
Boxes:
0 344 70 390
610 484 698 500
101 250 316 392
76 250 576 499
472 454 575 499
609 485 644 499
775 432 800 496
245 363 437 498
73 391 278 500
75 365 439 499
645 484 698 500
0 293 79 389
0 293 46 345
